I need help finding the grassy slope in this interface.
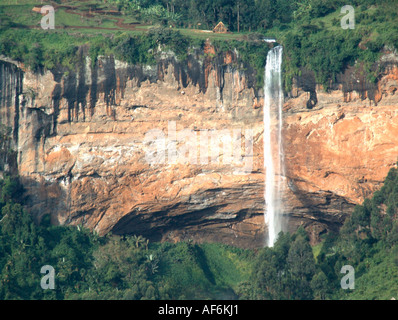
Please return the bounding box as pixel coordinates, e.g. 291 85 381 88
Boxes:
153 242 254 299
345 250 398 300
0 1 244 39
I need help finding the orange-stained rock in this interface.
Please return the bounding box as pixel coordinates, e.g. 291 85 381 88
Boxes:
1 52 398 247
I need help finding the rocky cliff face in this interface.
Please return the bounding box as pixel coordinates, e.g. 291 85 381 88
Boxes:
1 47 397 248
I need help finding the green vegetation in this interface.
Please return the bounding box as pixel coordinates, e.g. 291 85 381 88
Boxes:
245 164 398 300
0 163 397 300
0 0 398 300
0 25 269 88
279 1 398 90
1 0 397 91
0 173 253 299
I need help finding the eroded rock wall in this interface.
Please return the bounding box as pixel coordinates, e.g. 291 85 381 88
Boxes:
1 49 398 247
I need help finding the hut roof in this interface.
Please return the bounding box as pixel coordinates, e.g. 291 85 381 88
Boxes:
213 21 228 33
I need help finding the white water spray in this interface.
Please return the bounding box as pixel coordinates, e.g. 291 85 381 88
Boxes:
263 45 284 247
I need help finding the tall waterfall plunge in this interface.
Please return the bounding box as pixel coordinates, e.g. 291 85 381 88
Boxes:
263 46 285 247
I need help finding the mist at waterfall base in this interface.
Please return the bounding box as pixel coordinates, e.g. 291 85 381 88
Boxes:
263 46 285 247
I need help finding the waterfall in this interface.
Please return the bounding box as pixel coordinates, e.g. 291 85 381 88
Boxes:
263 45 284 247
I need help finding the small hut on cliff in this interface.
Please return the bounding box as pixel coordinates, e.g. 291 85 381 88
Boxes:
213 21 228 33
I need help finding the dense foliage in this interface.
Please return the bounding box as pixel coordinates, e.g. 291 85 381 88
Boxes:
106 0 392 32
1 0 398 300
0 26 271 89
1 0 397 91
0 175 253 299
0 27 191 72
102 0 398 89
0 163 397 299
280 0 398 90
246 165 398 300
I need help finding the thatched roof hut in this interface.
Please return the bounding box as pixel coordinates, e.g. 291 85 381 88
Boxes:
213 21 228 33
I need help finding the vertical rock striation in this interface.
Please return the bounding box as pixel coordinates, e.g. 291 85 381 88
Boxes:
1 48 398 247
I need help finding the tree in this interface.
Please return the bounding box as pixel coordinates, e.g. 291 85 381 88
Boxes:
287 235 316 299
250 233 293 300
0 199 51 299
1 202 38 247
310 271 329 300
24 43 43 72
0 176 24 207
251 248 280 299
89 235 157 299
